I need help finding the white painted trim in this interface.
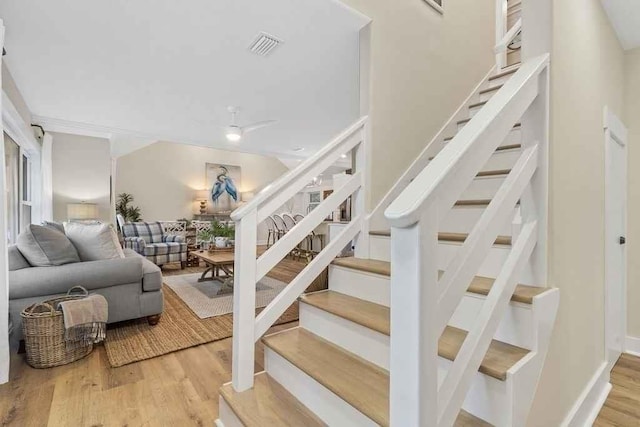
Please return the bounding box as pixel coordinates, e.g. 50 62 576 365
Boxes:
603 106 628 369
560 361 611 427
625 335 640 357
0 20 9 385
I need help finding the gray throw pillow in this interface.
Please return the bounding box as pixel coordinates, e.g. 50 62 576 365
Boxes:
42 221 65 234
16 225 81 267
64 222 125 261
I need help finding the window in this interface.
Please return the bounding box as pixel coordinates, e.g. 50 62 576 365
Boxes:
4 133 20 244
21 153 32 231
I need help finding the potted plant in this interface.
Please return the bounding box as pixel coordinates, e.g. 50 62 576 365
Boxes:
197 228 214 250
212 220 235 248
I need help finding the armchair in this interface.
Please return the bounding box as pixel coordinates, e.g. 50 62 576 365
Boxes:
121 221 187 268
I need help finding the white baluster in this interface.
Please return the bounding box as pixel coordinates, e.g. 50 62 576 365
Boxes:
353 125 370 258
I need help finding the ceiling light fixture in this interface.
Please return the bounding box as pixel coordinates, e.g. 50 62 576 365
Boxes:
341 154 347 159
225 125 242 142
292 147 305 152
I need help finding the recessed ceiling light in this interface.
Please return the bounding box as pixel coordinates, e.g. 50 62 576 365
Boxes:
292 147 305 152
341 154 347 159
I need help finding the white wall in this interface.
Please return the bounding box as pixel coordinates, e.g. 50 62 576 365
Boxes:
115 141 289 221
527 1 625 425
625 47 640 339
51 132 111 223
335 0 496 209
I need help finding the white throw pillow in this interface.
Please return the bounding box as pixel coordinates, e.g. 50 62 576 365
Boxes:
63 222 125 261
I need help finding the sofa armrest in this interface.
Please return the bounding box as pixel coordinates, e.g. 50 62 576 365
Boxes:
123 248 162 292
124 236 146 253
162 234 184 243
9 257 143 300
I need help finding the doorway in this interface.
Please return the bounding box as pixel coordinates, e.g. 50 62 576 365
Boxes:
604 106 628 369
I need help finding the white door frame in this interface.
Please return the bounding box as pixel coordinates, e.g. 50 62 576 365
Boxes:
604 106 628 370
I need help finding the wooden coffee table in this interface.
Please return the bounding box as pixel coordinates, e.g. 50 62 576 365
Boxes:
191 250 234 284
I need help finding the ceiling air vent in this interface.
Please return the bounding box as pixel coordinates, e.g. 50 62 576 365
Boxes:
248 32 283 57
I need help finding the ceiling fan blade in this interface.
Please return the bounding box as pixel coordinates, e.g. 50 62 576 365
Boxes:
241 120 277 133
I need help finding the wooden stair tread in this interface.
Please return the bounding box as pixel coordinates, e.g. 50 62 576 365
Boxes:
469 100 487 109
370 230 511 246
489 67 518 81
440 326 530 381
262 327 495 425
331 257 546 304
476 169 511 178
479 84 503 95
262 328 390 426
333 256 391 276
219 372 326 427
300 290 390 335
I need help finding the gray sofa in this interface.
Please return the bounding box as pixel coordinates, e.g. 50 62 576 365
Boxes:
8 246 164 349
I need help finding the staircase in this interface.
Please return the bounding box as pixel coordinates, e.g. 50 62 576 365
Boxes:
216 51 558 425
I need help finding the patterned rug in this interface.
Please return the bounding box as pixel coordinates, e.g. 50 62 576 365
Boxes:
164 273 287 319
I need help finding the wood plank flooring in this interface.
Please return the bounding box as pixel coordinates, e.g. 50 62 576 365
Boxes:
595 354 640 426
0 252 315 427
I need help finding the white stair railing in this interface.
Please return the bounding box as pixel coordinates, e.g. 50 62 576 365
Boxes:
230 116 369 392
385 54 549 426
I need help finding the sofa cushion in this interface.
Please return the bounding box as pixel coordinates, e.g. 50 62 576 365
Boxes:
64 222 125 261
8 246 30 271
16 224 81 267
9 256 143 300
142 242 186 256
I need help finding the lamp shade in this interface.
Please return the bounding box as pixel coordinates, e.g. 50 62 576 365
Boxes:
67 203 99 220
241 191 255 202
195 190 209 201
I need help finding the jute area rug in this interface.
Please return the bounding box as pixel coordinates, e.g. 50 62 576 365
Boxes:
104 264 327 368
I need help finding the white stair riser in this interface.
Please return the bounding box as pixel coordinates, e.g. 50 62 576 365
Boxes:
326 269 534 349
218 398 245 427
482 148 521 171
461 176 505 200
298 303 519 426
264 346 378 426
438 358 513 426
430 149 520 174
329 266 390 306
451 294 535 349
479 88 500 103
300 303 390 369
369 235 526 279
443 124 520 147
440 206 514 235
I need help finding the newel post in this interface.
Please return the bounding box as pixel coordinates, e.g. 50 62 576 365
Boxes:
232 208 258 391
389 204 439 426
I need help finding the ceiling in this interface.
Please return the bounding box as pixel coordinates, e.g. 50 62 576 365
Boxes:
601 0 640 50
0 0 368 158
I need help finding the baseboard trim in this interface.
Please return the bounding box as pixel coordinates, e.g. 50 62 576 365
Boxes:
561 361 611 427
626 335 640 357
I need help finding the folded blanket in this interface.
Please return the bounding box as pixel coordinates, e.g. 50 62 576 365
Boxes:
58 294 108 347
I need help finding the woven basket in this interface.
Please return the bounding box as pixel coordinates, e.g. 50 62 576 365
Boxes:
21 286 94 368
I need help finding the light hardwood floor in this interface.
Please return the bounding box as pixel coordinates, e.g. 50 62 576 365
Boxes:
595 353 640 426
0 253 314 426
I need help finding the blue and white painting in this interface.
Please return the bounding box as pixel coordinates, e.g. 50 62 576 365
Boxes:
206 163 241 213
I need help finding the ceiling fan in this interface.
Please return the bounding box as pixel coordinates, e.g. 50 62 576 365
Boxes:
224 106 277 142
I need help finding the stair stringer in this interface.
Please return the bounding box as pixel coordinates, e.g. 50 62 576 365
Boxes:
508 288 560 425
